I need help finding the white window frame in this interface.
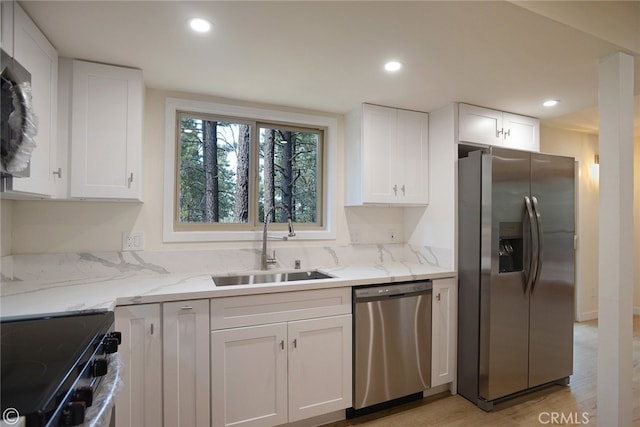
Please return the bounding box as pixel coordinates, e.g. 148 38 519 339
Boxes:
163 98 338 242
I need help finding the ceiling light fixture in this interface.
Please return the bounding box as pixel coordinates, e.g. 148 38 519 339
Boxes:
543 99 559 107
189 18 212 33
384 61 402 73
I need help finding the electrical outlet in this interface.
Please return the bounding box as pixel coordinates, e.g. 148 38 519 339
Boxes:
122 232 145 251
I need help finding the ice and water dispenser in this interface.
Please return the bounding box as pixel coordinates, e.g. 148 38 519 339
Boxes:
498 222 523 273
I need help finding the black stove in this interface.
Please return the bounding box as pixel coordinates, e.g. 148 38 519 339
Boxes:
1 310 120 427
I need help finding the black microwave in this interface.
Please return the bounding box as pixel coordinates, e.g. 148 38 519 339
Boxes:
1 47 35 184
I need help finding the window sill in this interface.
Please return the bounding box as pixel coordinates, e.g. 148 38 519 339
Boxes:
162 228 337 243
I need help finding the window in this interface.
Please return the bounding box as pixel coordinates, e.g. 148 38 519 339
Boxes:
164 98 337 242
176 112 323 230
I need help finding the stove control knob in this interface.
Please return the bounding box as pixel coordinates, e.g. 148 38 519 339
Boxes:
108 331 122 345
61 401 85 426
91 358 108 377
103 337 119 354
72 386 94 407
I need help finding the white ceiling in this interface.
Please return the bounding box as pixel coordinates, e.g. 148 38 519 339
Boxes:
20 0 640 134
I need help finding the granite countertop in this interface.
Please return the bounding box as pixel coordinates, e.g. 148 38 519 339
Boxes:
0 263 456 319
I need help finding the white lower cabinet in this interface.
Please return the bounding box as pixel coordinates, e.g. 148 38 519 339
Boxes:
210 288 352 427
211 323 288 427
115 304 163 427
431 277 457 388
115 299 210 427
163 299 211 427
211 314 351 427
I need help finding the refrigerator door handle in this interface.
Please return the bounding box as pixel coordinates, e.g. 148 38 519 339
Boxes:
531 196 543 292
524 196 538 294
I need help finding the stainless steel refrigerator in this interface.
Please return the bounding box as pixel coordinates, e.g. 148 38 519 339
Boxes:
457 147 575 411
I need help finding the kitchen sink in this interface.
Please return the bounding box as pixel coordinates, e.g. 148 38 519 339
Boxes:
212 270 334 286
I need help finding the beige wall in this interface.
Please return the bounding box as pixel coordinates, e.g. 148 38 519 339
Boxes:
7 88 405 254
541 125 640 318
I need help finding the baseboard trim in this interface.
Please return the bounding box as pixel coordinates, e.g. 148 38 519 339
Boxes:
578 311 598 322
578 308 640 321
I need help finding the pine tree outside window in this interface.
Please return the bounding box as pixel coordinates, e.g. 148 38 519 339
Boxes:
175 111 323 231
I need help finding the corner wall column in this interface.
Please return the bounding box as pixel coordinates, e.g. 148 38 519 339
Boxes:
596 51 635 426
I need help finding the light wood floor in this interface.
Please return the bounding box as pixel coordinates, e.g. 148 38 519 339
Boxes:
326 316 640 426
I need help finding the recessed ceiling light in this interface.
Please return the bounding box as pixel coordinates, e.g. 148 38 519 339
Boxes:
543 99 559 107
189 18 212 33
384 61 402 73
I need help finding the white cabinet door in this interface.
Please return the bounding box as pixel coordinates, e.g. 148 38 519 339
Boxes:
458 103 502 146
349 103 429 205
115 304 162 427
211 323 288 427
362 103 395 203
7 3 58 197
458 103 540 152
288 315 352 422
163 300 210 427
70 60 143 200
502 112 540 151
396 109 429 204
431 277 457 388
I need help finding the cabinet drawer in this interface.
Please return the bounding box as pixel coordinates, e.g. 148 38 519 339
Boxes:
211 287 351 330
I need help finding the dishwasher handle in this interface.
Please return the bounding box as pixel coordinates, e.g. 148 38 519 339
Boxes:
354 281 432 302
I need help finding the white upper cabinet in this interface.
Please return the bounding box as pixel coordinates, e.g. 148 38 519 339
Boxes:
458 103 539 151
2 2 59 197
346 103 429 206
69 59 143 200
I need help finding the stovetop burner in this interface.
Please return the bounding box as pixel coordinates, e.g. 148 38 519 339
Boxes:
1 310 117 427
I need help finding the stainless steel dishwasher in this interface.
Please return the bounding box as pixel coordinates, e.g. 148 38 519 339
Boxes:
352 280 432 410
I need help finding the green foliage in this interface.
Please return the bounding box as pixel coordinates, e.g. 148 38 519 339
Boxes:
178 113 320 227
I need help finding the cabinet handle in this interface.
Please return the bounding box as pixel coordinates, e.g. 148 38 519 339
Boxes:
128 172 134 188
497 128 504 138
436 293 441 301
280 340 285 350
52 168 62 178
393 184 398 196
150 323 154 335
180 305 193 311
401 185 406 196
293 339 297 349
504 129 511 138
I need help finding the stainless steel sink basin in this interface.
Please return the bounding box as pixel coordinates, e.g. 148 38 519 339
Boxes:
212 270 333 286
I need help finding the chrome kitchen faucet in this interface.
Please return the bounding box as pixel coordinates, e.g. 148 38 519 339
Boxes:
261 206 296 270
